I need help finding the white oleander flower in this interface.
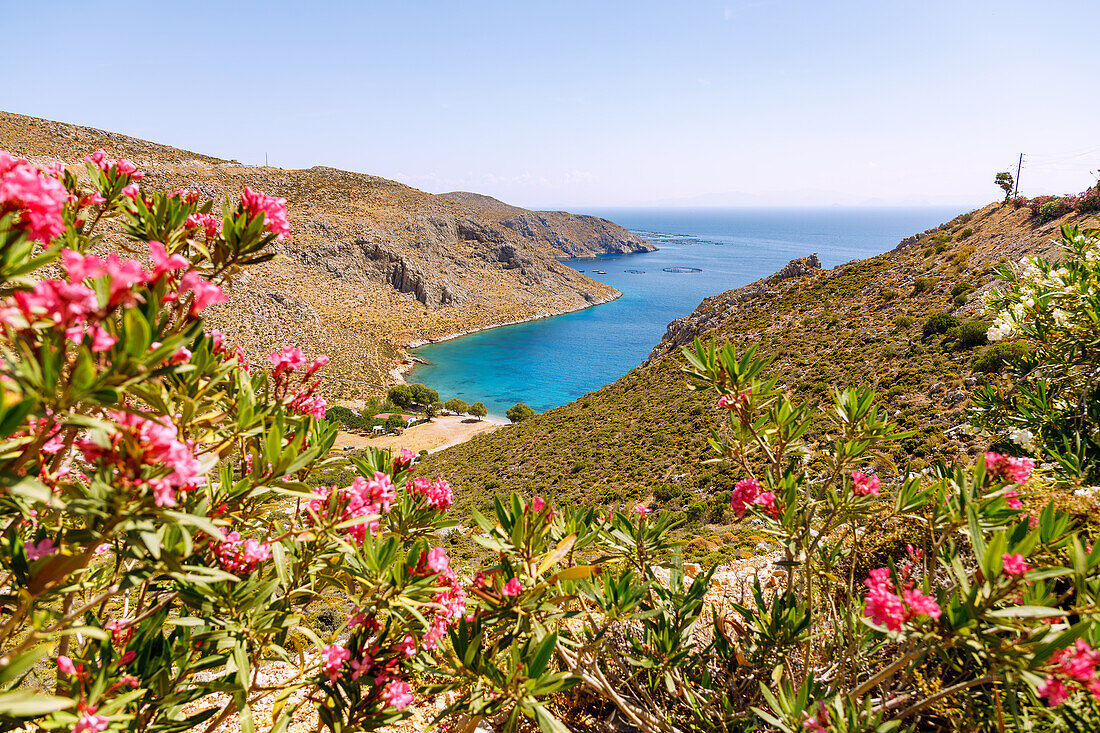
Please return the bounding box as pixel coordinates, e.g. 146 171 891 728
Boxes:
1009 427 1035 452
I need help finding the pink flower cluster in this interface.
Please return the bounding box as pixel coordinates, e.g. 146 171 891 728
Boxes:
984 452 1035 484
0 151 69 243
409 546 468 650
851 470 881 496
240 186 290 239
1039 640 1100 706
209 330 250 370
862 568 941 631
211 531 272 574
730 477 778 519
309 472 396 545
319 641 414 710
24 537 56 561
1002 552 1030 577
406 477 454 511
79 411 204 508
184 212 220 238
83 150 145 181
269 347 329 419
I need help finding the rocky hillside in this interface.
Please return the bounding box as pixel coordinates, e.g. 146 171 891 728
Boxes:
417 202 1098 555
0 111 632 395
439 191 656 258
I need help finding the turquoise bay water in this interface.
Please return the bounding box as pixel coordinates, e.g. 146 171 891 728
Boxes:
410 207 959 418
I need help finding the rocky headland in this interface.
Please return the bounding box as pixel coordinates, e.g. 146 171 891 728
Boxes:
439 191 655 258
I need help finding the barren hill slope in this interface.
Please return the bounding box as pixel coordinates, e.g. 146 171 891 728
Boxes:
0 111 632 395
439 191 656 258
417 202 1099 533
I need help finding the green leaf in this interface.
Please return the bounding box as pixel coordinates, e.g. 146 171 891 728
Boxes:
0 690 74 716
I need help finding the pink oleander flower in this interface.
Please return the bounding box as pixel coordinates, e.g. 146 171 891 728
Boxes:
399 634 417 658
148 242 189 280
851 470 881 496
119 650 136 665
634 503 651 517
184 212 219 238
320 644 350 682
57 655 77 676
80 192 106 207
0 152 69 243
530 496 546 513
426 547 450 575
24 537 56 561
905 544 924 561
1002 553 1030 577
169 347 191 365
120 183 140 200
753 491 779 518
114 159 139 177
172 188 200 203
730 477 762 518
72 709 109 733
1055 640 1100 683
717 395 734 409
269 345 307 374
863 568 940 631
1039 676 1069 706
503 577 523 597
985 452 1035 484
1004 489 1023 509
78 411 204 508
177 271 227 317
305 354 329 377
406 476 454 511
88 324 117 352
901 588 942 620
240 186 291 239
802 703 829 733
83 150 109 171
383 680 414 710
212 531 272 574
393 447 416 470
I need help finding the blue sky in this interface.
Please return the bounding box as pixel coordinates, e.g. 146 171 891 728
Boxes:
3 0 1098 208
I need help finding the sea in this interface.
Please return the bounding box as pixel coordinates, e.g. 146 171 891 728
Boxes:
409 207 960 418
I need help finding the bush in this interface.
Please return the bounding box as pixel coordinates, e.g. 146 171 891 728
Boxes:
955 319 990 349
951 282 975 298
913 277 934 294
879 288 897 301
973 342 1029 373
506 402 536 423
923 310 961 337
957 226 974 240
894 315 915 329
952 292 969 307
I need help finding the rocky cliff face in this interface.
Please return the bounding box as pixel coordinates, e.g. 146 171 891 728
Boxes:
439 191 656 258
0 111 621 394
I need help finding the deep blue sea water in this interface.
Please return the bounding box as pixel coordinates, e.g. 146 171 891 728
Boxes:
410 207 959 418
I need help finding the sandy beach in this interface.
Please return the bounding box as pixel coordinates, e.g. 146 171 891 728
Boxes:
335 414 507 455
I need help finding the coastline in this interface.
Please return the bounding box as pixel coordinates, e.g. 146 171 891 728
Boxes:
390 288 623 384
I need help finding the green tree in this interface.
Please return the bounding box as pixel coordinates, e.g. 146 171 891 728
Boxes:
445 398 468 415
425 401 443 421
387 384 412 408
506 402 536 423
384 413 405 431
408 383 439 407
469 402 487 421
995 171 1015 202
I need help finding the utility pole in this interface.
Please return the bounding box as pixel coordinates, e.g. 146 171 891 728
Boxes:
1013 153 1023 197
265 152 269 167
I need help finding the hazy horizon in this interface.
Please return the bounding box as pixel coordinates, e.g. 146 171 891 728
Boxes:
4 1 1099 209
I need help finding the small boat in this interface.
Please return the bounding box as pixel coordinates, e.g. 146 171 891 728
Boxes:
594 270 607 274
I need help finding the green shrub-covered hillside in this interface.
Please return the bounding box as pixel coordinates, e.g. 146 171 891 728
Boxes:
418 203 1099 521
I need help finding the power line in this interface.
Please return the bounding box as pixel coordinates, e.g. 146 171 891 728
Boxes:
1013 153 1023 198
